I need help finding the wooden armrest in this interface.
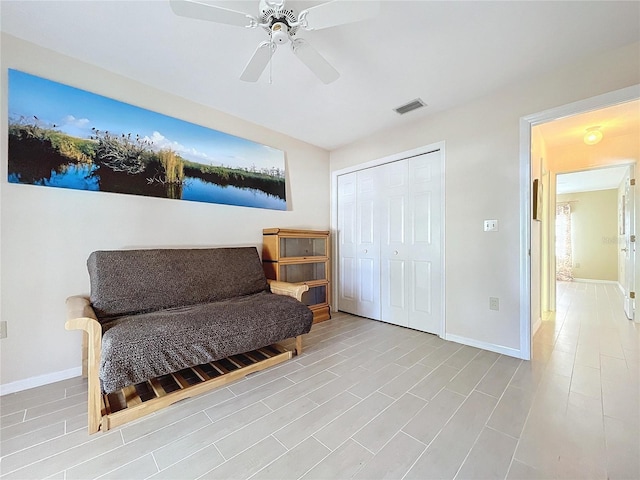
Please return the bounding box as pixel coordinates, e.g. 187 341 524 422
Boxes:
65 295 100 331
65 295 103 434
267 279 309 302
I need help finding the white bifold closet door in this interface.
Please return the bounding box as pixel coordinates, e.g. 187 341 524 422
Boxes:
337 150 443 335
337 168 381 319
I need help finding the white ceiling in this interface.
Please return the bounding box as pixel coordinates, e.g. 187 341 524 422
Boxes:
556 166 629 195
1 1 639 150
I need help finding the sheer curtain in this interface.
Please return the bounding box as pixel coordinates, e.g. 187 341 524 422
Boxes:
556 202 573 281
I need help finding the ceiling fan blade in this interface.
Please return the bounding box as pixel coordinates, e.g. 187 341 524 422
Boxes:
300 0 380 30
170 0 257 28
291 39 340 84
240 42 276 82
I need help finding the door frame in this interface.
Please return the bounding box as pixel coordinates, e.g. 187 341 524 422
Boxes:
331 141 446 336
519 84 640 359
622 164 636 320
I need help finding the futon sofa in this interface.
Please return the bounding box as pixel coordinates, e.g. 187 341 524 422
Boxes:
66 247 314 433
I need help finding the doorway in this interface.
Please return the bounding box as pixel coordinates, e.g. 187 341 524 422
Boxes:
553 166 634 310
519 85 640 360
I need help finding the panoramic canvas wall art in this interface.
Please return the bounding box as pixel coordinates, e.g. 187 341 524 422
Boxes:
7 69 287 210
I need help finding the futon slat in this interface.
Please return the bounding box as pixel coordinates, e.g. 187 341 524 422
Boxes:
149 377 167 398
95 343 296 430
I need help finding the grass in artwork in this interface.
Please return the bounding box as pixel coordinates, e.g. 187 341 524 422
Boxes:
9 118 95 163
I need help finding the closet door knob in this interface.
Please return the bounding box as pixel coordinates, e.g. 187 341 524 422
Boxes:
394 250 399 255
364 249 368 254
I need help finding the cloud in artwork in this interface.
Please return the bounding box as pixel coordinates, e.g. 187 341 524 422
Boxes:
142 131 220 165
62 115 90 127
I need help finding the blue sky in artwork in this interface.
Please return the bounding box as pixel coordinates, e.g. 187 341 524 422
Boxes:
8 69 284 171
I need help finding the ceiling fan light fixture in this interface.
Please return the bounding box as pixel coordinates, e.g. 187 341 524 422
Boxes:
271 22 290 44
584 126 603 145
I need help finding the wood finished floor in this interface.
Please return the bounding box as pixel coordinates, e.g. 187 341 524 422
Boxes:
1 281 638 479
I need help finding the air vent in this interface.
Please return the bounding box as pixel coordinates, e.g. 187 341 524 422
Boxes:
394 98 426 115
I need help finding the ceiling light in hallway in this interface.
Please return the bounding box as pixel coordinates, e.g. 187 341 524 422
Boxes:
583 126 603 145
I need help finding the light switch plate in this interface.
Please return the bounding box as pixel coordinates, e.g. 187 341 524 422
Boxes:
484 219 498 232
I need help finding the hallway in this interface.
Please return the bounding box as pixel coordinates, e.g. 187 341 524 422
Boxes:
521 281 639 478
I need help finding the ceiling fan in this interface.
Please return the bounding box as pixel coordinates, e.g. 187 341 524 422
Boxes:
170 0 380 84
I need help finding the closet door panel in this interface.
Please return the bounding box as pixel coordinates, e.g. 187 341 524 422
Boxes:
412 260 433 314
408 152 442 334
412 191 432 244
387 196 406 243
389 259 406 307
337 173 358 314
340 257 357 303
358 258 377 302
356 168 381 319
380 161 409 327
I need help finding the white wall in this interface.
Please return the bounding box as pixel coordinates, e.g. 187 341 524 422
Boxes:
330 42 640 356
0 34 330 392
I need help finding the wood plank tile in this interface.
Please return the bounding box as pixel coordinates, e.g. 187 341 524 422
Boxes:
403 391 497 479
202 436 286 479
352 393 426 454
65 412 211 479
1 429 124 479
301 439 372 480
251 437 330 480
153 402 271 470
353 431 426 480
148 444 224 479
455 427 518 479
215 396 317 460
402 388 466 446
314 391 393 450
272 391 360 450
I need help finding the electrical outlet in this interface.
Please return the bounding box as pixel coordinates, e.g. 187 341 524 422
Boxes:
0 321 7 339
489 297 499 311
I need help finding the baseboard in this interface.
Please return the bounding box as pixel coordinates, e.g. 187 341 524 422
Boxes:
0 367 82 396
444 333 525 360
532 316 542 336
618 282 625 295
572 278 617 284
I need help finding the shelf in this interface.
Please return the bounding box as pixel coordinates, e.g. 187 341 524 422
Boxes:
263 228 331 324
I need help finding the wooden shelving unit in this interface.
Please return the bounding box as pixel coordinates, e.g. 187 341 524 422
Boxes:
262 228 331 323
